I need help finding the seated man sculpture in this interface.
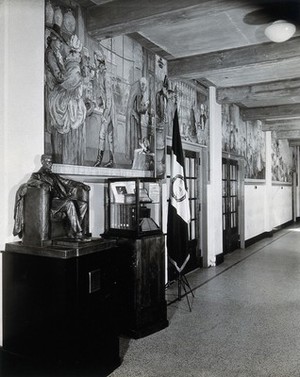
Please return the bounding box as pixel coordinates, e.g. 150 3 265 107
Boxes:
13 154 91 243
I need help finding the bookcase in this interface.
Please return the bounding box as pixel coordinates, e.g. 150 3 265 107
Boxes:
103 178 162 238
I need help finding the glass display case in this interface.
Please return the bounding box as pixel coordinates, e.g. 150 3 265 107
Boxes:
104 178 162 238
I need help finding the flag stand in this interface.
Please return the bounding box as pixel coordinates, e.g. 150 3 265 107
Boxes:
176 271 194 312
166 259 195 312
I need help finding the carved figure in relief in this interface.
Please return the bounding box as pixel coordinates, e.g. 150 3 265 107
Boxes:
132 137 154 171
155 75 170 177
47 34 87 164
49 34 86 135
13 155 90 241
156 75 169 126
92 51 115 168
125 77 149 162
45 24 66 133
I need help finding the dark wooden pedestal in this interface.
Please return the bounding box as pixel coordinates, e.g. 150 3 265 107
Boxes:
117 234 169 338
3 239 121 371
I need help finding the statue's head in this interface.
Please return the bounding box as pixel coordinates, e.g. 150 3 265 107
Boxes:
140 77 147 92
41 154 53 171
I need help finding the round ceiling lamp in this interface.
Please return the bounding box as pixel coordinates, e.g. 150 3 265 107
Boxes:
264 20 296 43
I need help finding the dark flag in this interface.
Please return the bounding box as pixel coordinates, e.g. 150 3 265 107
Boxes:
167 108 191 273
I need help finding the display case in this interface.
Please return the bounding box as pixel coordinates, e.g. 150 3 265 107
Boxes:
104 178 162 238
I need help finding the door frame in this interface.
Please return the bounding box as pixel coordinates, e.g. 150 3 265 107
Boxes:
166 137 208 269
222 152 245 250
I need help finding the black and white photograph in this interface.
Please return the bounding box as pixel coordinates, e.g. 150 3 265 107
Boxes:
2 0 300 376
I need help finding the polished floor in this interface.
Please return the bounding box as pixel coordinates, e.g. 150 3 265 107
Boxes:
1 224 300 376
110 224 300 377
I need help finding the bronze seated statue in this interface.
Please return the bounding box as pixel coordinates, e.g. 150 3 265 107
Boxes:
13 155 91 246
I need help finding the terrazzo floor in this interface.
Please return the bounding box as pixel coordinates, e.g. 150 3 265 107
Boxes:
1 224 300 376
109 224 300 377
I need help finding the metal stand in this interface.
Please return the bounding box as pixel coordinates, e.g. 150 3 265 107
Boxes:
176 271 195 312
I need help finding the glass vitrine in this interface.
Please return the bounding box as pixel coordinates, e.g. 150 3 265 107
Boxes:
104 178 162 238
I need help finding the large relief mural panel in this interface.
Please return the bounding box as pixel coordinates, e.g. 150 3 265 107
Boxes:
44 0 162 174
168 81 209 146
271 133 295 183
222 104 246 157
222 104 266 179
246 120 265 179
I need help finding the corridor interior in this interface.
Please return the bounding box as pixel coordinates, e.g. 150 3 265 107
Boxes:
1 224 300 377
112 223 300 377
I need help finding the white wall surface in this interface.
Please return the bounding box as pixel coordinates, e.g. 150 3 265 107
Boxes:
271 185 293 228
244 183 293 241
0 0 45 347
244 184 266 240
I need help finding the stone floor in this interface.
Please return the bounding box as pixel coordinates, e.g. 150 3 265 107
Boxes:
110 224 300 377
1 224 300 376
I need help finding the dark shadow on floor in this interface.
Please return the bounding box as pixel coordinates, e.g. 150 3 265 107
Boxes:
0 348 120 377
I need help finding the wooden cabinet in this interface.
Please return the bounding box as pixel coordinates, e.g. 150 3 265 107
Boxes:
117 235 168 338
3 239 121 370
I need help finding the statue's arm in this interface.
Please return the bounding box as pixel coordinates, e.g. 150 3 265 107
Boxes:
60 175 90 192
27 173 52 191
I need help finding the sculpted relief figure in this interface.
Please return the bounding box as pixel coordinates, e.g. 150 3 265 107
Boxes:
45 24 66 133
125 77 149 162
92 52 115 168
45 27 87 165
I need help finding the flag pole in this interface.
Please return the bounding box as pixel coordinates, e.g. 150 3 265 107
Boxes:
167 105 194 311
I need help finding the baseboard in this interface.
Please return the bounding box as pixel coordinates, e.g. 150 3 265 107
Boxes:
245 231 273 248
272 220 294 233
245 220 294 248
296 217 300 222
215 253 224 266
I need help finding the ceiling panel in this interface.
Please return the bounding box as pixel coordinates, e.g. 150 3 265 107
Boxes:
81 0 300 115
140 8 272 58
203 58 300 88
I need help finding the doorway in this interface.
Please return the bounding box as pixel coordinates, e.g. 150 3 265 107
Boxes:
166 144 205 280
222 157 240 254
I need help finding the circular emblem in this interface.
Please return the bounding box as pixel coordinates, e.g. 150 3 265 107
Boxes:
171 174 186 202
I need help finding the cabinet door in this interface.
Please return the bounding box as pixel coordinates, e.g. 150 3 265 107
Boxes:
135 236 165 311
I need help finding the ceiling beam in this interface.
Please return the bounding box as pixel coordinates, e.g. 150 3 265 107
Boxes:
127 32 173 60
275 130 300 140
262 119 300 132
217 79 300 105
86 0 253 39
289 140 300 146
240 104 300 121
168 37 300 80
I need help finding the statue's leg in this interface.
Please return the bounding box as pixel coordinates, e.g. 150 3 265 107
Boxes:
103 121 114 167
94 120 105 167
62 200 82 236
77 200 88 224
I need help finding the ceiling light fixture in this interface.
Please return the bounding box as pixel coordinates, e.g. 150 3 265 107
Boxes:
264 20 296 43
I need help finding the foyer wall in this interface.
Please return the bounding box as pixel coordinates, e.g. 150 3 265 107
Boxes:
222 104 296 242
271 185 293 228
244 184 266 240
0 0 45 347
